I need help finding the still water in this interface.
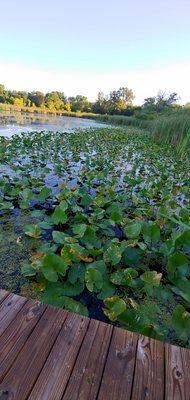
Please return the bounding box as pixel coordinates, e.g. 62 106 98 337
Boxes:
0 111 106 137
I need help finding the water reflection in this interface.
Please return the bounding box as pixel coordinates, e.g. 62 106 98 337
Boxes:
0 111 106 137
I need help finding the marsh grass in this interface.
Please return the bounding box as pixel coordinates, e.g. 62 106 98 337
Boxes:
151 112 190 156
97 112 190 156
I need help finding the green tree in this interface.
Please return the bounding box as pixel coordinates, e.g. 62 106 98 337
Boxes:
0 84 7 103
143 91 179 113
108 87 134 114
92 92 108 114
68 95 91 112
28 91 45 107
45 92 65 110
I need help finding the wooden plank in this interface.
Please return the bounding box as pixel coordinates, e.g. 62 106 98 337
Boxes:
98 326 138 400
0 290 9 304
0 305 68 400
63 318 113 400
0 293 27 336
131 335 164 400
165 343 190 400
0 299 46 382
28 313 89 400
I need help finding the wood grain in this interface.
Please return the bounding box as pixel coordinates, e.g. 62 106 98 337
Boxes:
63 319 113 400
165 343 190 400
0 305 67 400
0 293 27 336
0 290 9 305
28 312 89 400
98 326 138 400
0 299 46 382
0 290 189 400
131 335 164 400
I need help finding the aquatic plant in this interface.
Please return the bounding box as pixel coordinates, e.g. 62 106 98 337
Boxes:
0 127 189 347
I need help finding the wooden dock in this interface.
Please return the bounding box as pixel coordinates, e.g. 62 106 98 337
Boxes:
0 289 189 400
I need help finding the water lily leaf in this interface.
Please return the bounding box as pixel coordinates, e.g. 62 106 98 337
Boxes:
106 203 122 223
104 296 126 321
79 225 98 245
61 245 74 265
98 276 116 299
103 243 122 265
38 186 52 201
64 297 88 316
172 305 190 342
85 268 103 292
110 270 124 285
123 268 138 285
72 223 87 237
124 221 142 238
53 231 68 244
160 239 175 256
142 222 160 244
167 252 189 276
87 260 106 274
39 220 53 229
52 206 68 225
21 263 36 277
42 253 68 281
171 279 190 302
176 230 190 251
140 271 162 287
122 247 141 265
80 194 92 206
41 266 58 282
24 224 41 239
68 263 86 284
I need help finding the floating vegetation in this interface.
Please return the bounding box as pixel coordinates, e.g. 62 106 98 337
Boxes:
0 127 190 347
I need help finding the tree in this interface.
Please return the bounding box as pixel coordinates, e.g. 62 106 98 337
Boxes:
45 92 65 110
143 91 179 113
0 84 6 103
92 92 108 114
28 91 45 107
108 87 134 114
68 95 91 112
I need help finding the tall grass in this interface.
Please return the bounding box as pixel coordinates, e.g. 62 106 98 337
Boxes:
151 112 190 156
96 114 150 129
97 112 190 156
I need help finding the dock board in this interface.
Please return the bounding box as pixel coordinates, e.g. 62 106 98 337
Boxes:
0 289 189 400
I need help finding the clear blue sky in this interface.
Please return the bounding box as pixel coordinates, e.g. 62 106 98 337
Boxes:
0 0 190 103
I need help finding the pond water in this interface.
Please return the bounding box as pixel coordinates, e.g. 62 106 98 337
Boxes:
0 111 106 137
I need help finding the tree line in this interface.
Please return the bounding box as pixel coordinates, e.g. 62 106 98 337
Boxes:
0 83 186 116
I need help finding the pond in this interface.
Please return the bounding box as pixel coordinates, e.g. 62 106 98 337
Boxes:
0 111 106 137
0 126 189 347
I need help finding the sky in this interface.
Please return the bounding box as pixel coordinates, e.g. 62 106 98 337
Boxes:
0 0 190 104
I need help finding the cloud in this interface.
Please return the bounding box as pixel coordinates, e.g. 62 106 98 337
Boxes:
0 60 189 104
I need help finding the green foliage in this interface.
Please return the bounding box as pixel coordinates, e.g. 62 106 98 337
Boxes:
104 296 126 321
0 125 189 347
85 268 103 292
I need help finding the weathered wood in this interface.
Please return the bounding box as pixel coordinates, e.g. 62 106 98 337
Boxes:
98 326 138 400
0 299 46 382
0 290 9 304
63 319 113 400
165 343 190 400
131 335 164 400
28 313 89 400
0 290 190 400
0 306 67 400
0 293 27 336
